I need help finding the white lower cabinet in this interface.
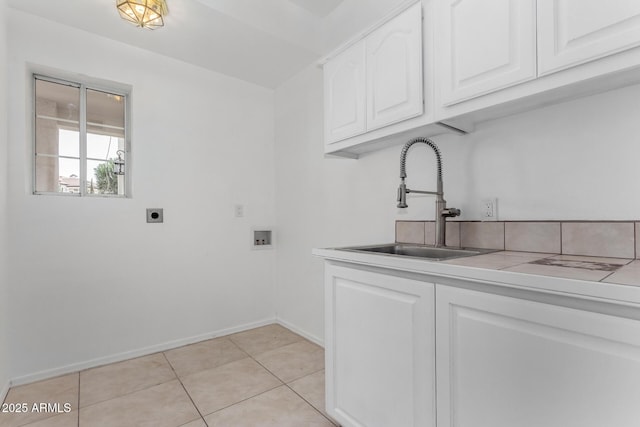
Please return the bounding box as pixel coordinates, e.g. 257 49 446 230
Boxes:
323 261 640 427
436 285 640 427
324 264 435 427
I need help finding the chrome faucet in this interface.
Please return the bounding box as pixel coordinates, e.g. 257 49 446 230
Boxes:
397 137 461 247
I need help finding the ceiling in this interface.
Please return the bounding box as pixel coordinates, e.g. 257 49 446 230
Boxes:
7 0 367 89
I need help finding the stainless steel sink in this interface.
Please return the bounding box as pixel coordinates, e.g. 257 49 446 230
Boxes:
340 244 497 261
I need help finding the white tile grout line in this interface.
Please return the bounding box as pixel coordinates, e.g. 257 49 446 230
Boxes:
158 326 329 423
249 356 335 426
6 325 332 425
160 352 209 427
10 318 277 387
74 362 175 411
235 328 332 424
199 380 284 419
200 328 332 424
283 373 338 426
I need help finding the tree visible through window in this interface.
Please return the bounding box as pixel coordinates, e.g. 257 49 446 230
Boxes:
34 75 128 197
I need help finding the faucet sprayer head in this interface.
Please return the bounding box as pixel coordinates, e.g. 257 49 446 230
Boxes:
397 181 408 208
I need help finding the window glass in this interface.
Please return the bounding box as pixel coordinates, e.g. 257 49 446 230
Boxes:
87 89 125 137
57 158 81 194
58 129 80 158
87 159 119 196
33 76 128 197
34 79 81 193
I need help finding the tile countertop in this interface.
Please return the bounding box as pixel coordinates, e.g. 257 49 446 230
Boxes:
312 247 640 306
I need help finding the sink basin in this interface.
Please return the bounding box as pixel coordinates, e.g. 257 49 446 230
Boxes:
340 244 497 261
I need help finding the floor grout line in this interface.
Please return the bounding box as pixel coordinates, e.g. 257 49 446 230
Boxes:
283 381 338 427
161 352 209 427
250 352 333 425
52 351 184 413
181 326 311 420
7 326 330 426
200 383 284 419
250 354 284 381
283 368 337 426
77 376 177 411
204 335 332 423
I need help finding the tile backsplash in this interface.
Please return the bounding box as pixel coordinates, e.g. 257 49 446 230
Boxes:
505 222 561 253
561 222 634 259
460 222 504 250
396 220 639 259
425 222 460 247
395 221 425 244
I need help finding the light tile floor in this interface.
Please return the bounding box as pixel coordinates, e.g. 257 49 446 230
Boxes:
1 324 337 427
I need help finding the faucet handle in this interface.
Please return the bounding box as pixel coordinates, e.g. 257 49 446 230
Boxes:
442 207 461 217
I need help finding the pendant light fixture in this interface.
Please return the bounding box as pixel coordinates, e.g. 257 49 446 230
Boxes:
116 0 168 29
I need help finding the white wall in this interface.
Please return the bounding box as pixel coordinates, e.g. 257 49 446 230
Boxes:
273 64 470 341
7 10 277 382
443 83 640 220
0 0 11 399
274 64 640 342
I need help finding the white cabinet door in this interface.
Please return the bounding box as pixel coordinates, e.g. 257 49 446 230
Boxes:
324 39 366 144
437 0 536 105
436 285 640 427
325 264 435 427
366 2 423 131
538 0 640 75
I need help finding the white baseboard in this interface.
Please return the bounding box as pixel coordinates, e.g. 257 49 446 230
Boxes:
277 317 324 348
0 379 10 403
10 317 276 387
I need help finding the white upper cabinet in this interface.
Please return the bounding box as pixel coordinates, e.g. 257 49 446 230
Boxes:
436 0 537 105
324 0 640 150
435 0 640 129
366 2 423 131
322 1 457 158
538 0 640 75
324 40 366 144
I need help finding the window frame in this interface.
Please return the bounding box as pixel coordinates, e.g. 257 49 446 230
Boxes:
32 73 131 198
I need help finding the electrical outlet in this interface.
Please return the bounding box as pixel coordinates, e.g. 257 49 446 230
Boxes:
146 208 164 223
234 204 244 218
481 198 497 221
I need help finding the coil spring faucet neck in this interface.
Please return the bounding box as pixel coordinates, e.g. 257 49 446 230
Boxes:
397 137 460 247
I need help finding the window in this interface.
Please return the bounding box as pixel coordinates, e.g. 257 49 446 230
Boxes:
34 75 129 197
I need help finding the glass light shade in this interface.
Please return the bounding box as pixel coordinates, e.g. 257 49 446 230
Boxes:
117 0 168 29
